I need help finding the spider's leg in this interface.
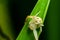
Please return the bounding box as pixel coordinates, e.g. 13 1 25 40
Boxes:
35 11 41 16
33 29 38 40
40 27 42 33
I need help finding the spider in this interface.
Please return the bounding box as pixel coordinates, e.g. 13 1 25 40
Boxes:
26 11 44 40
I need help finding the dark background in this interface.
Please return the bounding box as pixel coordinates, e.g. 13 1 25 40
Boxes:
8 0 38 38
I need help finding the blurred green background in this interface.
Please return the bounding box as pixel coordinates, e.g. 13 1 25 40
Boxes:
0 0 60 40
44 0 60 40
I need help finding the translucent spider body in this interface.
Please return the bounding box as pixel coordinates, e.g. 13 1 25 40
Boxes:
27 16 43 30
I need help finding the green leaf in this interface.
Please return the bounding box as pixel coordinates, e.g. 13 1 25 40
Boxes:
16 0 50 40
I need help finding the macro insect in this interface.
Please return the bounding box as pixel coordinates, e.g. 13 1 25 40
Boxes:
26 11 44 40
